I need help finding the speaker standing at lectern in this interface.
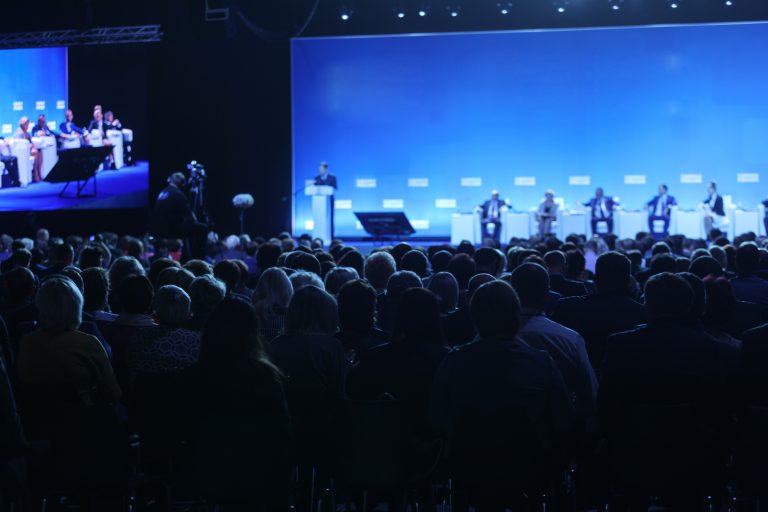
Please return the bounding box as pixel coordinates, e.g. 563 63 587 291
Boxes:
314 161 337 189
313 161 337 240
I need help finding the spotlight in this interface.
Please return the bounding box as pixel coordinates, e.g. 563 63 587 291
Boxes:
497 1 513 14
668 0 679 8
553 1 569 13
393 0 406 18
608 0 623 10
339 3 353 20
725 0 733 5
417 1 430 16
446 3 461 17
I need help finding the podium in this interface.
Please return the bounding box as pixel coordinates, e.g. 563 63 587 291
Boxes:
305 185 334 242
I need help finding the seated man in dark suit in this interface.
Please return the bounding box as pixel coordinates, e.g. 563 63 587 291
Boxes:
602 273 739 403
478 190 509 243
543 250 587 297
551 252 646 372
31 114 55 137
510 262 598 427
429 280 574 445
59 109 85 146
599 273 739 496
645 184 677 238
730 242 768 306
584 187 618 237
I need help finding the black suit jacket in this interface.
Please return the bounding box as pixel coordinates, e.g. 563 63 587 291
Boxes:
347 338 449 438
480 199 508 223
314 174 337 189
549 273 588 298
599 320 738 432
702 194 725 216
551 293 646 371
740 323 768 405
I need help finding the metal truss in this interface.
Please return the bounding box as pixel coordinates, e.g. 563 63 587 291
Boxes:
0 25 163 49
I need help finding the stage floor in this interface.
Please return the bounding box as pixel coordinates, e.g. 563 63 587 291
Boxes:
0 161 149 211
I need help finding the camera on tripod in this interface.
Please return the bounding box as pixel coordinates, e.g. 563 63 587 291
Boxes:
186 160 207 187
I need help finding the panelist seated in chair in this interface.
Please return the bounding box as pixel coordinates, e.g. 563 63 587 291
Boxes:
31 114 55 138
584 187 618 236
59 108 85 144
536 189 558 237
12 116 43 183
87 108 113 144
701 181 726 240
104 110 122 130
645 184 676 237
477 189 509 242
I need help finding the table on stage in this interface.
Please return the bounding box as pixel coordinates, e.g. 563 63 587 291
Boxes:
734 209 761 236
617 211 645 239
560 212 588 239
673 209 703 239
502 212 530 240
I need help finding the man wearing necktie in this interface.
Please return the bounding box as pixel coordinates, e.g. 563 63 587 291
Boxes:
479 190 509 243
584 187 618 237
646 184 677 238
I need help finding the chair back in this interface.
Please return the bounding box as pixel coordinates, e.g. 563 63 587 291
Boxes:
607 402 721 496
447 387 561 494
333 399 405 490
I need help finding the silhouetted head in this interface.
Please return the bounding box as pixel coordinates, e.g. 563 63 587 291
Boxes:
470 280 521 340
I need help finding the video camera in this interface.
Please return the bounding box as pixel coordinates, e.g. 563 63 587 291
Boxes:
186 160 207 187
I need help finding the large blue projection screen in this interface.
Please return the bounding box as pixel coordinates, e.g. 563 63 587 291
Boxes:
292 23 768 238
0 47 67 137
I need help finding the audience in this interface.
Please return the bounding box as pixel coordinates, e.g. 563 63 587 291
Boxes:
348 288 449 438
2 226 768 508
270 285 348 455
252 267 293 341
510 263 598 425
127 285 201 374
17 277 121 432
731 242 768 305
429 280 575 448
600 272 738 432
552 251 646 371
335 279 385 361
185 274 226 331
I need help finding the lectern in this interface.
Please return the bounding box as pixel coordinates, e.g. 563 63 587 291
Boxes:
305 185 334 242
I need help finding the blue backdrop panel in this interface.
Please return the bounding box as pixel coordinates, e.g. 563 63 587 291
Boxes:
291 22 768 238
0 47 68 138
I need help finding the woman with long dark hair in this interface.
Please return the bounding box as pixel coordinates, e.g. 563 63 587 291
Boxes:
196 297 291 510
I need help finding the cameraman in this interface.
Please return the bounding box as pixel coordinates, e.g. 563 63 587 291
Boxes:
151 172 208 259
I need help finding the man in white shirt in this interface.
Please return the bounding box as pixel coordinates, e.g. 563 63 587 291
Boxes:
509 262 598 427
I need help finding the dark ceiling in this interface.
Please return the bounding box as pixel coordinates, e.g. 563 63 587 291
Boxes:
3 0 768 43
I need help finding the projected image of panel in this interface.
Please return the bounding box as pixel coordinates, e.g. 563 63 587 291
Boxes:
0 46 149 211
291 22 768 237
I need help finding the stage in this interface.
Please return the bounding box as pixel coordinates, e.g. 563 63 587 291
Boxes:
0 161 149 211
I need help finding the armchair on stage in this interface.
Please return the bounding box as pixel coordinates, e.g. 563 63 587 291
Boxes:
451 208 530 245
305 184 335 242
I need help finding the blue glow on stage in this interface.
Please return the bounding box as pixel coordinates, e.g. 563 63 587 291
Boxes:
0 162 149 211
291 22 768 238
